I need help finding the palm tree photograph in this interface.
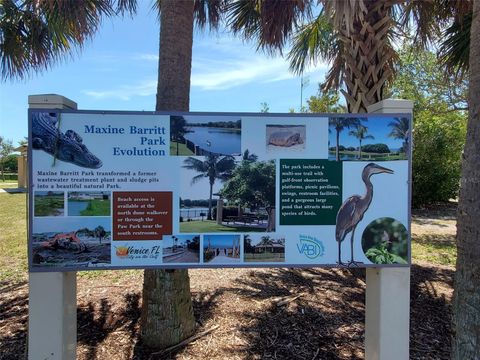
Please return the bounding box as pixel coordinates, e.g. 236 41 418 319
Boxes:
180 153 276 233
328 116 410 161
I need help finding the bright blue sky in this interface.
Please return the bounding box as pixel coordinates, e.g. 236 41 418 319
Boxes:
203 234 240 249
329 117 406 150
0 3 328 146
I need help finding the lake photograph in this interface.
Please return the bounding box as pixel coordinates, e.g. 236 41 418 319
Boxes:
67 191 111 216
170 115 241 156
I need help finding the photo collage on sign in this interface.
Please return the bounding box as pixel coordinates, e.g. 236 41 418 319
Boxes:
327 116 410 266
29 110 411 271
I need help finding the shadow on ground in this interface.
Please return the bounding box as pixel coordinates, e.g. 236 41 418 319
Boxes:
0 264 454 360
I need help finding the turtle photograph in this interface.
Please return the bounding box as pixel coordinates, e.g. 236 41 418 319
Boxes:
266 125 306 152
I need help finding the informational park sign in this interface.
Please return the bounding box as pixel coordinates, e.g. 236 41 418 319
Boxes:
28 110 411 271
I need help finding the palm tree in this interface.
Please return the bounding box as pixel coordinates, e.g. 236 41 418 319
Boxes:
183 154 235 220
329 117 361 161
349 124 374 160
242 149 258 163
453 2 480 358
285 1 473 112
170 115 188 155
388 117 409 156
0 0 135 81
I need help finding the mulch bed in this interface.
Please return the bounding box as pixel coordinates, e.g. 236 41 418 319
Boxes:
0 263 453 360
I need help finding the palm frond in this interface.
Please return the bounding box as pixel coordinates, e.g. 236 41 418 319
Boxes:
194 0 226 30
226 0 313 54
287 12 339 75
438 11 471 78
0 0 120 81
182 156 208 172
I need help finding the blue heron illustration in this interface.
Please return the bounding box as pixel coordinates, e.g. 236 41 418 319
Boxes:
335 163 394 266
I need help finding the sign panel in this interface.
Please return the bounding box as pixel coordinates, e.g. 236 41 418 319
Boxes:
28 110 411 271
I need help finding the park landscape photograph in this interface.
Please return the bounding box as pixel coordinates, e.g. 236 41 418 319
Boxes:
179 153 276 234
1 0 479 360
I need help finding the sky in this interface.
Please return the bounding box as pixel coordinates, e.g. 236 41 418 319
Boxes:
329 117 407 150
0 3 328 147
203 234 240 249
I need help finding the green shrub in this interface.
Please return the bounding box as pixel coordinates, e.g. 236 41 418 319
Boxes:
361 143 390 153
212 206 237 220
1 173 18 181
412 110 466 206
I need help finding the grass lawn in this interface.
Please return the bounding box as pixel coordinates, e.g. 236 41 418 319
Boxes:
0 181 19 189
170 141 195 156
244 252 285 262
180 220 266 233
329 150 407 161
34 195 64 216
79 199 111 216
412 234 456 266
0 192 28 281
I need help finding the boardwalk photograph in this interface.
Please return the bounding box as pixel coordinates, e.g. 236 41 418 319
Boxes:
203 234 241 264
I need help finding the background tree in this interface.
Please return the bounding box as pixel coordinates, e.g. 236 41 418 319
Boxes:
388 117 409 156
260 102 269 113
170 115 188 155
0 136 14 181
453 1 480 358
329 117 361 161
349 123 373 160
306 87 345 113
183 154 236 221
221 160 276 232
388 43 467 206
242 149 258 163
2 154 18 173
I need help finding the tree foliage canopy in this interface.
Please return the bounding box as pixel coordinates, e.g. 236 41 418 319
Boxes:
221 159 275 210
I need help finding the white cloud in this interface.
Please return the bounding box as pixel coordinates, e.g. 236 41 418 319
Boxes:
83 80 157 100
82 33 329 100
132 53 159 61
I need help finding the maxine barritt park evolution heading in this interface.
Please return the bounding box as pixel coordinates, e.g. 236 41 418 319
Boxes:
84 124 168 157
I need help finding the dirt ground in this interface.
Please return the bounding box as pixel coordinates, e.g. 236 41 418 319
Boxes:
0 206 456 360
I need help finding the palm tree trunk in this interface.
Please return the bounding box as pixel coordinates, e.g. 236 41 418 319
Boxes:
358 139 362 159
452 2 480 358
141 0 195 349
266 207 275 232
335 129 340 161
339 1 395 112
207 181 213 220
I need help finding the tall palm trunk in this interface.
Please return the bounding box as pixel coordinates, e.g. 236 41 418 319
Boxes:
141 0 196 349
452 1 480 358
208 180 214 220
335 129 340 161
337 1 395 112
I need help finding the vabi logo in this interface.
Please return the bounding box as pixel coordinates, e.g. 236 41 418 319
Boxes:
297 235 325 259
